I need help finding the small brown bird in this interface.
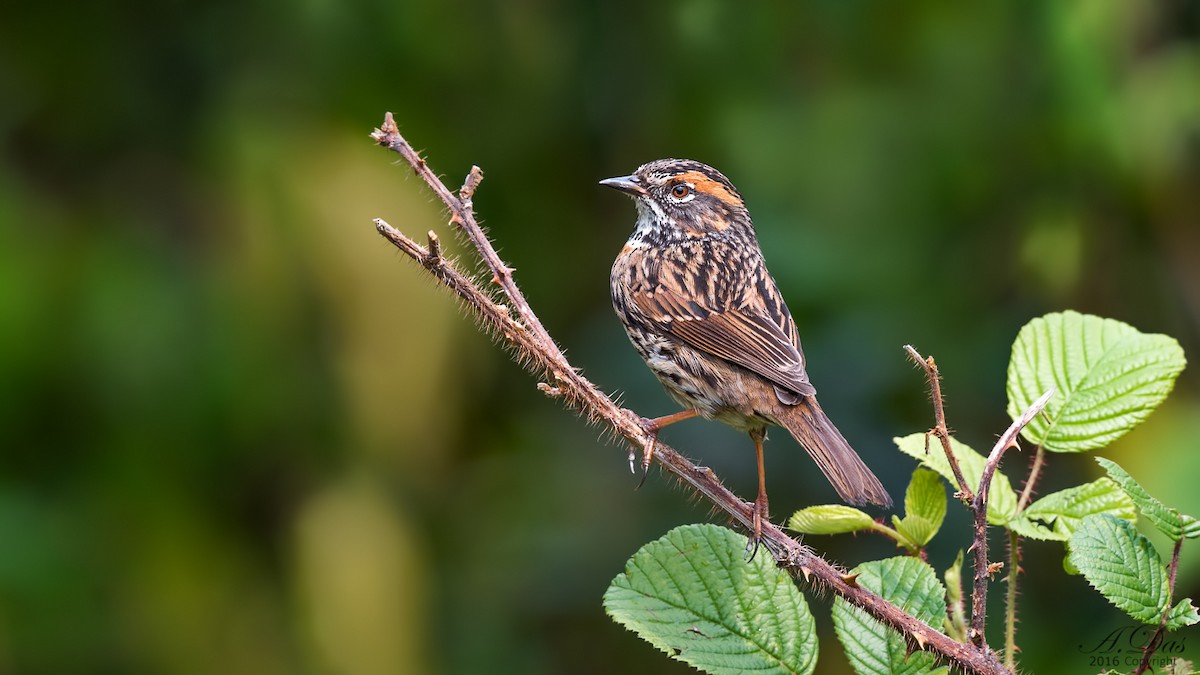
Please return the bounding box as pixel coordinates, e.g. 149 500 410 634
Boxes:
602 159 891 549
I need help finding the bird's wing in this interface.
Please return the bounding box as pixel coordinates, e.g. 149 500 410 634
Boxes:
629 243 815 398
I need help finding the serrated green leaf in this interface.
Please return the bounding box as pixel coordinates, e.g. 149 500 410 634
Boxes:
887 515 920 552
895 515 937 549
1166 598 1200 630
788 505 876 535
894 433 1018 525
1006 311 1186 453
1096 457 1195 541
604 524 817 675
1008 478 1136 541
1182 515 1200 540
905 468 947 535
1068 514 1169 624
832 557 949 675
944 551 964 605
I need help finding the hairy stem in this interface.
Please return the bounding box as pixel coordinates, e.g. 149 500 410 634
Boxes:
1133 537 1185 675
1016 445 1046 512
970 388 1053 647
1004 529 1020 669
904 346 973 501
1003 443 1045 668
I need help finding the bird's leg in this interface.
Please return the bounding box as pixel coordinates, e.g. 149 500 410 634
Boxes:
747 428 769 560
628 408 701 488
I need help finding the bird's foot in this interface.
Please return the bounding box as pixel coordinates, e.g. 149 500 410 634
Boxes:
745 493 770 561
623 410 661 489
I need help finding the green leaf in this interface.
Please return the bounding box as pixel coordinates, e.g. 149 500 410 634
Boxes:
832 557 949 675
788 505 876 535
604 524 817 675
1008 478 1136 541
1096 457 1197 541
1068 514 1169 624
893 514 936 550
943 551 968 642
1166 598 1200 631
1183 516 1200 540
894 433 1018 525
905 468 947 535
944 550 964 606
1006 311 1186 453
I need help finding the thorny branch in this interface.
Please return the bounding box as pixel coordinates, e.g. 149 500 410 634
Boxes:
905 346 1052 650
970 388 1054 647
904 346 973 500
371 113 1012 675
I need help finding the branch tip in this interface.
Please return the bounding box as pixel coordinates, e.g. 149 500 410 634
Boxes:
460 165 484 201
427 231 442 261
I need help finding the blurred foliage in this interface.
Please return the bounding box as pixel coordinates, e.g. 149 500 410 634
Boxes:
1 1 1198 673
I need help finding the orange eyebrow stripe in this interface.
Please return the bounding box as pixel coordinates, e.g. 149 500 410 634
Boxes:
678 170 742 206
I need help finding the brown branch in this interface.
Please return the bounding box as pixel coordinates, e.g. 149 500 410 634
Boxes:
904 345 973 501
371 114 1011 675
904 344 1053 653
1134 537 1185 675
370 114 560 356
968 388 1054 647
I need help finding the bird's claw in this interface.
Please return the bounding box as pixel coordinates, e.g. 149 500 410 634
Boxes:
623 409 660 490
744 494 770 562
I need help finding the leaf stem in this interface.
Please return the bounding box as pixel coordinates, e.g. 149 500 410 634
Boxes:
1003 443 1044 669
1133 537 1184 675
1003 529 1019 670
1016 446 1046 513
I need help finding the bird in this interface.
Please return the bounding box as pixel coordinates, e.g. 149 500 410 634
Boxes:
601 158 892 552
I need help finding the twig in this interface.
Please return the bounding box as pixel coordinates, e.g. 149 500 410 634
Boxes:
1134 537 1185 675
904 346 973 501
1005 443 1046 668
370 114 559 355
371 114 1011 675
968 388 1054 647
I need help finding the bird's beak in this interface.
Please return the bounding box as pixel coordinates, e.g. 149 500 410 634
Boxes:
599 174 647 197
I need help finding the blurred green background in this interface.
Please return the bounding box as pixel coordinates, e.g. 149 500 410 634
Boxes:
2 1 1199 673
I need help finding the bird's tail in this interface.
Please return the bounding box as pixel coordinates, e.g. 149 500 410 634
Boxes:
778 398 892 508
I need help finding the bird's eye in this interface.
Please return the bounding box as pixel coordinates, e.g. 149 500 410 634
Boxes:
671 184 691 199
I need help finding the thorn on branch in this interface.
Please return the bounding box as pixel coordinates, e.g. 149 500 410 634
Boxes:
492 265 515 285
842 572 861 587
537 382 564 397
